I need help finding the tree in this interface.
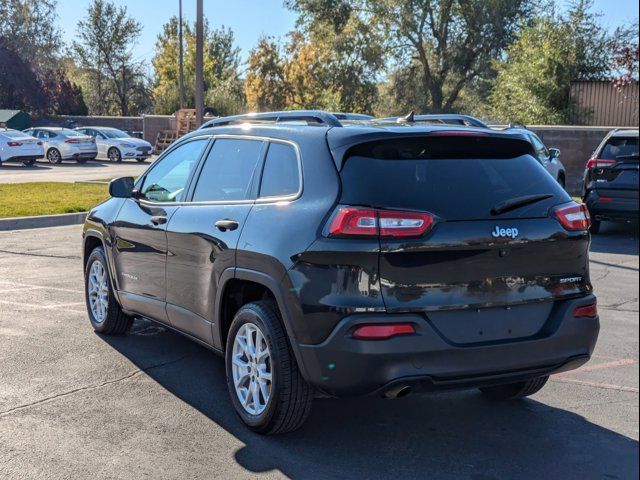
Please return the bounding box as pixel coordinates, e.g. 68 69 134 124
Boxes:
0 0 62 70
73 0 149 116
0 37 49 113
287 0 533 113
244 36 288 111
487 0 620 124
152 18 245 115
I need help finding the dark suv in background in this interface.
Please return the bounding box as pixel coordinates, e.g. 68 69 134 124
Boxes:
82 111 599 434
582 129 639 233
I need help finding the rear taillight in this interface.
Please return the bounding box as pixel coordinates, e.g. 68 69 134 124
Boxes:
7 141 22 147
573 303 597 318
328 206 435 238
352 323 416 340
65 139 81 144
586 158 616 169
553 202 591 231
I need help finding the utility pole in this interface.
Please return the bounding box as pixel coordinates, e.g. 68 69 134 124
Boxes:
178 0 184 109
195 0 204 125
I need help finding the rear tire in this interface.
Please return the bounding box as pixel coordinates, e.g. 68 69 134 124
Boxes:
590 218 602 234
84 247 133 335
136 158 147 163
76 158 87 164
225 300 313 434
47 148 62 164
22 158 36 166
480 376 549 400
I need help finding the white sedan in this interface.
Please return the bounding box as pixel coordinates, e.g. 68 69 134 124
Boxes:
76 127 153 162
0 129 44 166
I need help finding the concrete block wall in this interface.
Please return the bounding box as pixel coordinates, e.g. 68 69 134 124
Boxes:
142 115 176 144
45 115 143 133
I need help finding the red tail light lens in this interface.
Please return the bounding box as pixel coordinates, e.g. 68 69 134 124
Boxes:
65 139 81 144
328 206 435 238
573 303 597 318
553 202 591 231
7 141 23 147
586 158 616 169
328 207 377 237
352 323 416 340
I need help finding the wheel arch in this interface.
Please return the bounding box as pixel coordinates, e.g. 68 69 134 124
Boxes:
215 268 310 380
83 230 123 305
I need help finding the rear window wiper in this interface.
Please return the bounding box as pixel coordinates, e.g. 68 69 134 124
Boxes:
491 194 553 216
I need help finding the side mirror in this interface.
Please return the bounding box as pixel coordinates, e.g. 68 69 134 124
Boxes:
109 177 134 198
549 148 561 159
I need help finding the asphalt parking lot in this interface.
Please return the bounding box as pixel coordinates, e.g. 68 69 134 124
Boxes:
0 223 638 480
0 157 153 184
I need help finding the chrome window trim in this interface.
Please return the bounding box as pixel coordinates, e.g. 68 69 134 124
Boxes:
137 133 303 207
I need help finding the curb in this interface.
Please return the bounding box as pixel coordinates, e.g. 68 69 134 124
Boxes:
0 212 88 231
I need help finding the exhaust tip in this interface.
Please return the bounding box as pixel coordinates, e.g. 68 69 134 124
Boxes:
383 385 413 399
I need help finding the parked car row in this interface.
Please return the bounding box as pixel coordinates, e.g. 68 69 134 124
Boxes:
0 126 153 166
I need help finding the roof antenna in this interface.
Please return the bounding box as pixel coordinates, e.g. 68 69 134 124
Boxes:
398 111 415 124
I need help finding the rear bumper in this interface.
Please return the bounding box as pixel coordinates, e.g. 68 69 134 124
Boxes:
2 154 42 162
585 191 639 222
297 296 599 397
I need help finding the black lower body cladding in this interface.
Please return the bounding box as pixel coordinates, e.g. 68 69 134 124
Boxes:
584 190 639 223
295 296 599 397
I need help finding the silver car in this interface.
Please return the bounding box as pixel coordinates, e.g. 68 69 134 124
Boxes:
75 127 153 162
0 129 44 166
507 128 567 189
23 127 97 164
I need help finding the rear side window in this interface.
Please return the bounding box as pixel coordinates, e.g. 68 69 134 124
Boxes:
259 142 300 198
340 137 569 221
192 138 263 202
599 136 639 160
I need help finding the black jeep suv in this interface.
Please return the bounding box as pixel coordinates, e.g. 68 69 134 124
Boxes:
582 128 639 233
82 110 599 434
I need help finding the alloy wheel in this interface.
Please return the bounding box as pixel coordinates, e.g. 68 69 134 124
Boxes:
87 260 109 324
231 322 273 415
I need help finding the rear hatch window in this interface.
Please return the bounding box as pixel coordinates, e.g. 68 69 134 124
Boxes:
340 136 570 220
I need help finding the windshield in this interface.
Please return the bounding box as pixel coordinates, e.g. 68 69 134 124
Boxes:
61 129 85 137
101 128 130 139
599 136 639 160
1 130 30 139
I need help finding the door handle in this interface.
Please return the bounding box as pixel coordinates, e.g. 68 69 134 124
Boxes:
215 219 239 232
150 215 167 225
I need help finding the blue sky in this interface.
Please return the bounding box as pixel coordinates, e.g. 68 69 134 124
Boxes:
57 0 639 69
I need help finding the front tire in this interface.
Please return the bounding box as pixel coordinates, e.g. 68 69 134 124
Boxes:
47 148 62 164
225 301 313 434
108 147 122 162
84 247 133 335
480 376 549 400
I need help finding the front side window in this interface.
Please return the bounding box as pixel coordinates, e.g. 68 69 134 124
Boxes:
192 138 264 202
259 142 300 198
140 138 208 202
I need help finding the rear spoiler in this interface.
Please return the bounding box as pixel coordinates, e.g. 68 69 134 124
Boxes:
327 129 534 171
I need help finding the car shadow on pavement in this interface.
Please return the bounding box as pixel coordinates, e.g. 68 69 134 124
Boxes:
102 321 639 480
0 163 52 170
590 222 639 256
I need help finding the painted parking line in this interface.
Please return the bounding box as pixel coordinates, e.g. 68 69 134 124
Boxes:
0 280 83 295
0 299 86 314
555 358 636 376
552 377 639 393
551 358 638 393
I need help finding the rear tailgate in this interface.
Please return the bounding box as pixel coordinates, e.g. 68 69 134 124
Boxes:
337 134 592 316
594 135 639 199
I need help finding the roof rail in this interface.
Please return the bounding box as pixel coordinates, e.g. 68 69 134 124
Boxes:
200 110 343 129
